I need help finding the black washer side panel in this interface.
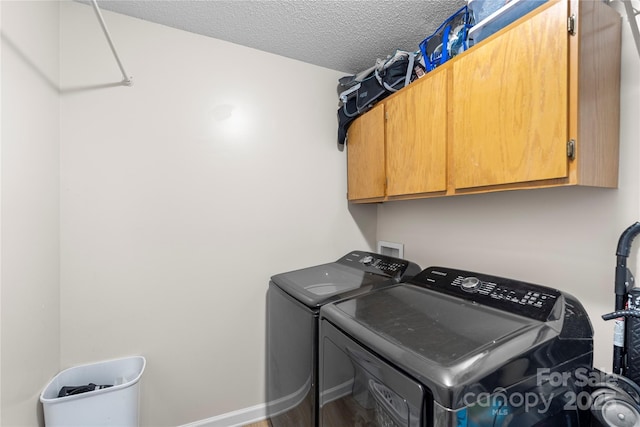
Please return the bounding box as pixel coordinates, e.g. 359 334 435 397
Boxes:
266 284 317 426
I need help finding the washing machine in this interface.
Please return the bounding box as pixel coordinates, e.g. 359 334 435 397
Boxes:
266 250 421 427
319 266 594 426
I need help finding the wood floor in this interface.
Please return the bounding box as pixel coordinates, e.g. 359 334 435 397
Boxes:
243 421 269 427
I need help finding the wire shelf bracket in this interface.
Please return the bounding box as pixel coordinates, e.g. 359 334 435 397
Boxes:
91 0 133 86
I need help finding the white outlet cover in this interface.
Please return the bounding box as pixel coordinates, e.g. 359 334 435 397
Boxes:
377 241 404 259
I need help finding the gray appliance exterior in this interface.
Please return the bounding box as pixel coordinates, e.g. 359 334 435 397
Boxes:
319 266 594 427
266 251 421 427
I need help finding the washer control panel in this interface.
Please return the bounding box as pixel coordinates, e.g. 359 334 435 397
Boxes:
410 267 561 321
337 251 420 278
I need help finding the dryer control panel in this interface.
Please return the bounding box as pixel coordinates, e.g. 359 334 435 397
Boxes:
410 267 561 322
337 251 420 279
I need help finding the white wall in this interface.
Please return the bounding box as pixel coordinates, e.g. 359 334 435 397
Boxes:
0 1 60 425
58 2 376 426
3 1 637 426
377 8 640 373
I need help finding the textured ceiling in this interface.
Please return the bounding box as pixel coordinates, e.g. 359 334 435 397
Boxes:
88 0 466 74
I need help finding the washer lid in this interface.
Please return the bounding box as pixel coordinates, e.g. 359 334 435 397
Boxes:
271 262 380 307
327 284 539 365
321 284 572 409
270 251 420 308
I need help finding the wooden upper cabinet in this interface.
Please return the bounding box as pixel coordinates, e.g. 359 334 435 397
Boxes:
452 0 569 190
346 71 448 202
386 70 448 198
347 103 386 202
345 0 620 203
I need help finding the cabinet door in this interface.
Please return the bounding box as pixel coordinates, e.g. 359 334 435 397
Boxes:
452 0 569 190
347 103 386 201
385 70 448 197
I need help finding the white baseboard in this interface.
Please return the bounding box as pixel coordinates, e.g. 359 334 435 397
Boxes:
178 402 267 427
178 376 352 427
178 376 311 427
320 379 353 404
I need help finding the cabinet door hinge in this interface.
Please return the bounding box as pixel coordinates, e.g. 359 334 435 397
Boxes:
385 111 389 121
567 139 576 160
568 14 576 36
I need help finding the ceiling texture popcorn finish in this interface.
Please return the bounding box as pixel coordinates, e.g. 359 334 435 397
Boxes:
82 0 466 73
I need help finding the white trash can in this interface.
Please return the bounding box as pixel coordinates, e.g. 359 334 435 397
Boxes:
40 356 146 427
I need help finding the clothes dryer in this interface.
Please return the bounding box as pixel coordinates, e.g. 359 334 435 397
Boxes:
266 250 420 427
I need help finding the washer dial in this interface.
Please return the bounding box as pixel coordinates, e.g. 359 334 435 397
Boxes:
461 277 481 292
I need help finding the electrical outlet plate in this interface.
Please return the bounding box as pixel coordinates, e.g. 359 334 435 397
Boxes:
377 241 404 259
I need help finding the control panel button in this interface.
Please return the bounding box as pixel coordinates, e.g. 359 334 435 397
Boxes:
461 277 481 292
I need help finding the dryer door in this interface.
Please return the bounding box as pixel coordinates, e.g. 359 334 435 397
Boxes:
319 319 427 427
